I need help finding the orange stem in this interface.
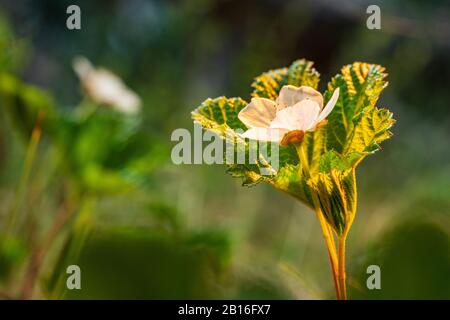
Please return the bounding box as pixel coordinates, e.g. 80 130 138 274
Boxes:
315 207 340 299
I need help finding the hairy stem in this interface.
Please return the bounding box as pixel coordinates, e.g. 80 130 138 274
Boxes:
315 207 341 299
297 141 341 299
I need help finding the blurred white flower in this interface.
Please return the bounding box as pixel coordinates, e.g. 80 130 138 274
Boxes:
238 85 339 146
73 56 141 114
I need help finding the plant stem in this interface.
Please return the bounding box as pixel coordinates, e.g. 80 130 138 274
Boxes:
20 199 74 299
338 232 348 300
51 194 95 299
297 141 341 299
297 141 309 172
315 207 341 300
4 112 44 236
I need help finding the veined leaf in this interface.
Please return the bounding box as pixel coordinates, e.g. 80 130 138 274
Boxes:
346 107 395 156
308 168 356 235
251 59 320 99
319 150 362 173
251 68 288 100
192 97 248 131
302 127 326 173
324 62 388 153
309 151 361 234
287 59 320 89
270 163 313 207
192 97 282 186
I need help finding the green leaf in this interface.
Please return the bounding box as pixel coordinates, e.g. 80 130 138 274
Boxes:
308 168 356 235
0 73 56 139
302 127 327 173
324 62 388 153
57 109 162 194
251 68 288 100
305 151 362 234
192 97 280 186
287 59 320 89
346 106 395 155
311 63 393 233
192 96 248 131
251 59 320 99
271 164 313 207
319 150 362 173
226 165 263 187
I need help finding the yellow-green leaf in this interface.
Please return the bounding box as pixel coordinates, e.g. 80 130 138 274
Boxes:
251 68 288 100
324 62 388 153
308 169 356 235
346 107 395 155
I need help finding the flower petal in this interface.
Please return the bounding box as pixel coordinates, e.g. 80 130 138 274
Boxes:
73 56 141 114
241 128 288 143
73 56 94 80
317 88 339 122
270 100 320 131
276 85 323 110
238 98 277 128
84 69 141 114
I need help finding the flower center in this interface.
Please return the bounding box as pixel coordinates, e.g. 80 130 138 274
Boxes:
280 130 305 146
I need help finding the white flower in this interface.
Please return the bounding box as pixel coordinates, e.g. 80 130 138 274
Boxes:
73 56 141 114
238 85 339 146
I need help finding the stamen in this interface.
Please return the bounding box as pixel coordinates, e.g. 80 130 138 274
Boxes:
316 119 328 129
280 130 305 146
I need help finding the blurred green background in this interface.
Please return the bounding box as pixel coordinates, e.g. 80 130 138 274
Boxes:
0 0 449 299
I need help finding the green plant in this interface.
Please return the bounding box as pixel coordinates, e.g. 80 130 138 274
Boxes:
191 59 395 299
0 54 168 298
